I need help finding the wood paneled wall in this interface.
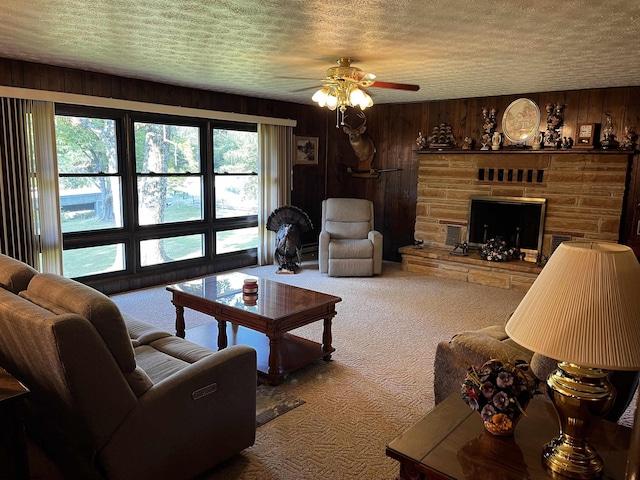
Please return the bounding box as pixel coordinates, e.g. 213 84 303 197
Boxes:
329 89 640 261
1 58 639 263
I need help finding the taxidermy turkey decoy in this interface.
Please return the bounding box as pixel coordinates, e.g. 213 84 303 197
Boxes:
266 205 314 273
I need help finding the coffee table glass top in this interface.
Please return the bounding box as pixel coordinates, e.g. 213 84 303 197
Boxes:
167 272 341 318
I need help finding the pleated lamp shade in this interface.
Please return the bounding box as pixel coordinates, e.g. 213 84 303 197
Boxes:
505 241 640 370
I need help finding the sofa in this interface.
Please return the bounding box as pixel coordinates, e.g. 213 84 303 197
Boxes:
319 198 383 277
0 253 257 480
434 323 639 422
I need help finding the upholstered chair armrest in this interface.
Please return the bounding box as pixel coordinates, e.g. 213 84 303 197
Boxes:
433 327 533 405
319 230 331 273
101 345 257 480
368 230 383 274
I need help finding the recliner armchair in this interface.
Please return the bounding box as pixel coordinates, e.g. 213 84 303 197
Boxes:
319 198 383 277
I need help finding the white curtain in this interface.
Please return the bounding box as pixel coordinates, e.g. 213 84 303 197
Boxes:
257 124 292 265
31 101 63 274
0 97 62 273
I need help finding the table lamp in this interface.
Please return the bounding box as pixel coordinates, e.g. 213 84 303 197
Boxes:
505 241 640 479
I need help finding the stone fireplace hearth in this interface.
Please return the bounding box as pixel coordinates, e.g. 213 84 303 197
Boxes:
401 150 631 291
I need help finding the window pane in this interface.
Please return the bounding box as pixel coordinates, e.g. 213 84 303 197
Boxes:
63 244 125 278
215 175 258 218
60 177 123 232
140 234 205 267
216 227 258 254
138 177 203 225
135 123 200 173
213 129 258 173
55 116 118 174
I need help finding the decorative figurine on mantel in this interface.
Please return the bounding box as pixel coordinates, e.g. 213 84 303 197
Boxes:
532 131 544 150
481 107 498 150
600 114 620 149
491 132 502 150
621 126 638 150
416 131 427 149
561 136 573 149
428 123 456 149
544 103 565 148
462 136 473 150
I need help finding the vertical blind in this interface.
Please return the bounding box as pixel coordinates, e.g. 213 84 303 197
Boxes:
0 97 62 272
0 97 38 265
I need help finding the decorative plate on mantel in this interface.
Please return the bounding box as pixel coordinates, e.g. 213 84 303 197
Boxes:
502 98 541 144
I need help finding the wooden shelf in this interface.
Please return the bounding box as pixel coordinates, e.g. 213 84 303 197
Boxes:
413 148 635 154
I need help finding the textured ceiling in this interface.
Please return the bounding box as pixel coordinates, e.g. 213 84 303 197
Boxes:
1 0 640 106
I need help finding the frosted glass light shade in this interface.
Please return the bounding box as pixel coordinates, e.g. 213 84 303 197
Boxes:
505 241 640 370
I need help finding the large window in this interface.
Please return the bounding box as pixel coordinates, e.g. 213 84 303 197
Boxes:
54 108 260 281
134 122 203 226
213 127 259 253
55 114 126 276
56 116 123 233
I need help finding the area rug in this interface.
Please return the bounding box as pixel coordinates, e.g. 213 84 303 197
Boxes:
256 385 305 427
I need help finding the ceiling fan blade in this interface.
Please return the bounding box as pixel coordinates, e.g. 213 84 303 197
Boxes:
291 85 321 93
370 81 420 91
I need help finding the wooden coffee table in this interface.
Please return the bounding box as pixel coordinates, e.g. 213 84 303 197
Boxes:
166 272 341 385
386 394 631 480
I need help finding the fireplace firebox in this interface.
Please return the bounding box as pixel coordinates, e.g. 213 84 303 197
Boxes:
467 196 546 255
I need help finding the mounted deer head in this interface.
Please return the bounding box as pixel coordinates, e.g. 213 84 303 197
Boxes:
343 110 376 173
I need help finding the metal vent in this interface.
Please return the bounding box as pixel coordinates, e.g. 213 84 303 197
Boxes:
477 168 544 183
551 235 572 254
445 225 462 246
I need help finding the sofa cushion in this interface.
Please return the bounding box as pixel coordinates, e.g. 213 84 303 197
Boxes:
24 274 136 374
134 345 191 384
0 253 38 293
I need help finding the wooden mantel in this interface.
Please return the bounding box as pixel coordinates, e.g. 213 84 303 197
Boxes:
401 149 634 290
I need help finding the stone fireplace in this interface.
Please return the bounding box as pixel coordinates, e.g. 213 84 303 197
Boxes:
400 150 631 291
467 195 546 255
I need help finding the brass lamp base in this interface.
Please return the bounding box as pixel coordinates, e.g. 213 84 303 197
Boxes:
543 362 616 479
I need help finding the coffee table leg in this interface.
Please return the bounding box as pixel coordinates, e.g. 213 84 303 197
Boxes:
217 319 228 350
174 304 185 338
322 317 333 360
267 336 281 385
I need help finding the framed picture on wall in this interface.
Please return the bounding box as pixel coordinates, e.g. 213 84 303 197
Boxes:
294 136 318 165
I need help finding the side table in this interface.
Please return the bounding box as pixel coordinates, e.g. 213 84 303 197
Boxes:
386 394 631 480
0 367 30 480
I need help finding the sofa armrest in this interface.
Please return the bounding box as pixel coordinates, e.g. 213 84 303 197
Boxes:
433 327 533 405
100 345 257 480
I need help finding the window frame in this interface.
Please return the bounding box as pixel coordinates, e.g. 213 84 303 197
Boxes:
54 105 260 282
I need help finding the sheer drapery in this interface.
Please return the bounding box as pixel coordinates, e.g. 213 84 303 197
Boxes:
31 101 63 274
257 124 292 266
0 97 62 272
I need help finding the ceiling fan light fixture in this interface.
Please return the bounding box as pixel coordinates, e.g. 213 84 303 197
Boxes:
326 93 338 110
349 87 373 110
312 87 329 106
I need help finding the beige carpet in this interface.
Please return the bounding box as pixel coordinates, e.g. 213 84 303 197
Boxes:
111 260 529 479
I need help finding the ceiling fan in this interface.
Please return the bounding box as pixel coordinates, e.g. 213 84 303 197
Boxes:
310 58 420 126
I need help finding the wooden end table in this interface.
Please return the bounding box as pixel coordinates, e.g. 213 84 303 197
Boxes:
386 394 631 480
167 272 341 385
0 367 30 479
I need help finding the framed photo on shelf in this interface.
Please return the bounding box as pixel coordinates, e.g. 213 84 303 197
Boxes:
294 136 318 165
575 123 597 148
